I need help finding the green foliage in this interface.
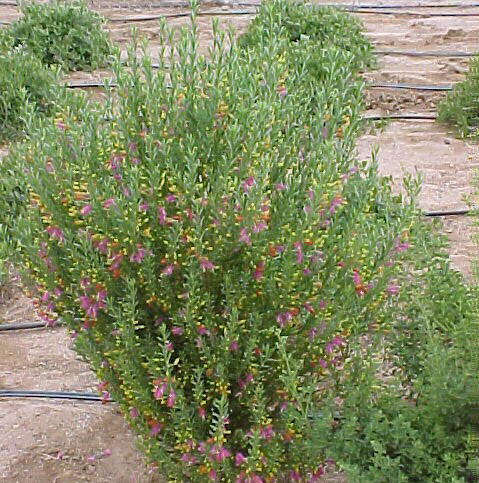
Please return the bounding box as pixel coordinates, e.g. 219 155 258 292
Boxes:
1 0 113 71
0 1 475 482
326 378 470 483
0 48 60 142
438 55 479 138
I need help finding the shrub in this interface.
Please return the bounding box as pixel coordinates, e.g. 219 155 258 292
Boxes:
438 55 479 138
1 2 474 482
1 0 113 71
0 48 60 142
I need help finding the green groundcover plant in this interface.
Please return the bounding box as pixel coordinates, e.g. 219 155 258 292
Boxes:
0 47 60 142
438 54 479 138
0 1 476 482
0 0 113 71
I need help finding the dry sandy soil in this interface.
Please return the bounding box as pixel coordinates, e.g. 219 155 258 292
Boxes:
1 1 479 482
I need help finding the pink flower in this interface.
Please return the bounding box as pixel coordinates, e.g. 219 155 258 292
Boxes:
303 302 314 314
80 204 92 216
235 452 246 467
180 453 196 465
242 176 254 193
46 225 65 243
167 389 176 408
251 221 267 234
200 258 214 271
387 283 400 296
259 424 274 440
165 194 176 203
208 469 217 481
329 195 343 214
153 381 167 400
198 407 206 420
294 242 303 265
275 182 286 191
157 206 167 225
171 326 184 336
150 422 162 436
139 200 148 212
103 448 112 457
239 228 251 246
253 261 265 281
229 340 239 352
276 311 292 328
318 358 327 369
162 264 174 276
197 325 209 336
103 198 115 209
129 407 138 419
130 245 147 263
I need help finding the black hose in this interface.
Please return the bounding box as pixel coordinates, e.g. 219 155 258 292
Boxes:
376 50 475 58
0 321 58 331
65 81 454 91
363 114 437 120
107 9 257 22
424 208 472 217
369 83 453 91
349 10 479 16
0 390 113 402
326 2 479 8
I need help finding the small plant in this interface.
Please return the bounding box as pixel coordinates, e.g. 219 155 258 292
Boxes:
0 48 60 142
438 55 479 138
1 0 113 71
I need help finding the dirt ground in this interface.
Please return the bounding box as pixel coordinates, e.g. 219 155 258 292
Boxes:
1 1 479 482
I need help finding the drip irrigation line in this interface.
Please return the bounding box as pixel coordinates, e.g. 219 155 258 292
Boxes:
424 208 471 216
0 390 112 402
369 82 453 91
362 113 437 120
107 8 256 22
376 49 475 58
65 81 454 91
0 321 56 331
347 9 479 16
322 2 479 8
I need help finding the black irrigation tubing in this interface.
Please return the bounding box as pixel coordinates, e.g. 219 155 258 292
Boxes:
349 10 479 16
376 50 475 58
424 208 472 216
64 81 455 91
0 321 56 331
107 8 257 22
322 2 479 8
362 113 437 120
369 82 453 91
0 390 112 402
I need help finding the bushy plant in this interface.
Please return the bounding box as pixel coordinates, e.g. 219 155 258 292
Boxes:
1 0 113 71
438 55 479 138
0 48 60 142
1 1 474 482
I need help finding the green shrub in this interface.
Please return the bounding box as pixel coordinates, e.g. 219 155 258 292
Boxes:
1 0 113 71
438 55 479 138
0 48 60 142
0 2 474 482
325 377 471 483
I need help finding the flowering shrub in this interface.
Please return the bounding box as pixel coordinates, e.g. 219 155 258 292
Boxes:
0 0 113 71
1 1 473 482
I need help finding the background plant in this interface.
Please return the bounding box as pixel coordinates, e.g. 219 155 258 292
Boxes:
438 54 479 138
0 47 61 142
0 1 476 482
0 0 113 71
